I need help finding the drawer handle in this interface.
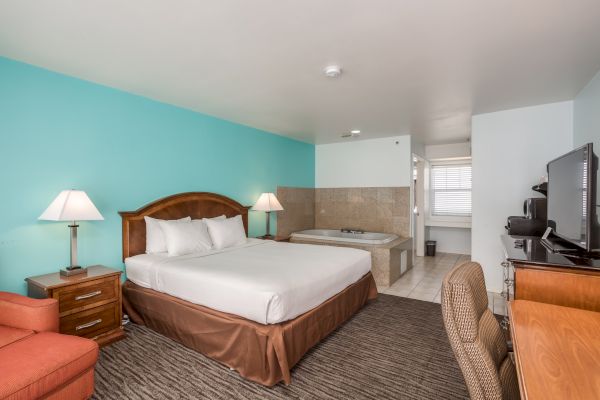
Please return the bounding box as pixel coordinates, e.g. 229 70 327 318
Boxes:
75 290 102 301
76 319 102 331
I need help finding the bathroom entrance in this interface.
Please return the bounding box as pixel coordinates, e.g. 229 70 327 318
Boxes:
412 154 427 257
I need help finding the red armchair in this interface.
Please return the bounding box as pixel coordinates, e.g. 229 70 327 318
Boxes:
0 292 99 400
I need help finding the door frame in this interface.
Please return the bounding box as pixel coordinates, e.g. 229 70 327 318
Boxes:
411 154 427 257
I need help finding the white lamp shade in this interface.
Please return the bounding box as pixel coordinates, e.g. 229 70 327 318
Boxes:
39 190 104 221
252 193 283 212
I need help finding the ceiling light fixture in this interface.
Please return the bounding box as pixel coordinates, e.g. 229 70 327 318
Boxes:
341 130 361 138
324 65 342 78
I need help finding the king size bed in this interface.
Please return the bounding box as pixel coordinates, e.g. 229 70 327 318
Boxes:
120 192 377 386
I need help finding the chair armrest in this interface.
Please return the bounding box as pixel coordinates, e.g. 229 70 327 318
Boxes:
0 292 59 332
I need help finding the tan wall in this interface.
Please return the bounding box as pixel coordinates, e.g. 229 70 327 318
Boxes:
315 187 410 237
276 186 411 239
276 187 315 238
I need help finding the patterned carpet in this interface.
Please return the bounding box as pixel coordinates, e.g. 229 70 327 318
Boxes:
93 295 469 400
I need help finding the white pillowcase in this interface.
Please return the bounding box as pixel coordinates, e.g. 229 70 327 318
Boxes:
196 215 226 248
202 215 227 224
145 216 190 254
157 215 227 257
159 219 213 257
205 215 247 250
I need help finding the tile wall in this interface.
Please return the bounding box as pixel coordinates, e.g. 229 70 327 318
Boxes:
277 186 411 238
275 187 315 238
315 187 411 237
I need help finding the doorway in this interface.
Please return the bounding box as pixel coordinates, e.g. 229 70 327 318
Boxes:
412 154 426 257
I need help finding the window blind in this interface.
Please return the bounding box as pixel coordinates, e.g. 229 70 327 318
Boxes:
431 163 472 217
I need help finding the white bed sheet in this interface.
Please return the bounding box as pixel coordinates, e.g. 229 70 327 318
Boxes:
124 253 169 288
124 239 371 324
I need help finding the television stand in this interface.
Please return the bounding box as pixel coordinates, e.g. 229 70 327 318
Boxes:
502 235 600 314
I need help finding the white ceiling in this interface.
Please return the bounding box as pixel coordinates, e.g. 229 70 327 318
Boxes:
1 0 599 144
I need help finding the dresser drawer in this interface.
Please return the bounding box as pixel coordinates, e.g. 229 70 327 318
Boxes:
54 276 119 315
514 266 600 312
60 302 120 338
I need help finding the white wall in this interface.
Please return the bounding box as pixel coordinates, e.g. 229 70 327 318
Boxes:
471 101 573 292
411 137 426 159
425 142 471 159
315 135 412 188
574 70 600 202
426 226 471 254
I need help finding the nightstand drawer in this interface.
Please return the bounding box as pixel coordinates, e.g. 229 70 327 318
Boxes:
60 302 120 338
55 276 118 315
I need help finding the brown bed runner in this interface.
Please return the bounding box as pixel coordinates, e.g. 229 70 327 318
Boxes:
123 272 377 386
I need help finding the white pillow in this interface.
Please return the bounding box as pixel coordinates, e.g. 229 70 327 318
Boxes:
202 215 226 223
205 215 247 250
159 219 213 256
144 216 190 254
198 215 226 247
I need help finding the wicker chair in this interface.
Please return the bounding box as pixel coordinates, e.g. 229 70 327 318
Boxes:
441 262 520 400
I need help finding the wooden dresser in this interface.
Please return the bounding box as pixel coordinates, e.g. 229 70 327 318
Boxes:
502 235 600 312
26 265 125 346
509 300 600 400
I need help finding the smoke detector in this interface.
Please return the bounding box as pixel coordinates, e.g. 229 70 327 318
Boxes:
324 65 342 78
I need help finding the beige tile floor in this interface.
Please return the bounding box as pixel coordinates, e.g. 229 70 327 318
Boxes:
383 252 469 303
382 252 507 315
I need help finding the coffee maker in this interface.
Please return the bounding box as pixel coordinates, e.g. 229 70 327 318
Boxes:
506 183 547 236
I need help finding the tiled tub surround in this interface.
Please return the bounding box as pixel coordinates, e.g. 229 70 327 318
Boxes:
276 187 315 239
278 186 413 288
292 229 398 245
290 236 412 288
315 187 411 237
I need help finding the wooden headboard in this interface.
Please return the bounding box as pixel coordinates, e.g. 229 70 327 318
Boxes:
119 192 250 260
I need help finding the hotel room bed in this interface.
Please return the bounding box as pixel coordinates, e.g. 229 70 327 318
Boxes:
125 238 371 324
120 192 377 386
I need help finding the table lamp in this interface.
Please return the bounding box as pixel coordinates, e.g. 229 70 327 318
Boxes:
39 190 104 276
252 193 283 239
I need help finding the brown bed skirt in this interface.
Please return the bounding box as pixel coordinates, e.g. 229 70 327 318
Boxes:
122 272 377 386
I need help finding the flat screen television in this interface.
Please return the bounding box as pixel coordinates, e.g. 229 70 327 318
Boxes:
547 143 599 252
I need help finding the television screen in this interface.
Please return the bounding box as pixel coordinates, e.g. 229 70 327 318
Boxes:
547 143 594 250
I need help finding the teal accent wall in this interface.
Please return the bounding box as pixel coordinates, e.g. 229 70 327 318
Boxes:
0 57 315 294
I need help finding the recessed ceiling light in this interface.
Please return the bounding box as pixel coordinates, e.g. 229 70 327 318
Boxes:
350 130 361 134
324 65 342 78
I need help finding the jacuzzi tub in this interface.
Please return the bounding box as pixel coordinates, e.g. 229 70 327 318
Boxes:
291 229 399 245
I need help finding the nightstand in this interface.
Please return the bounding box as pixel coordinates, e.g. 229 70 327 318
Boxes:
26 265 125 346
256 235 290 242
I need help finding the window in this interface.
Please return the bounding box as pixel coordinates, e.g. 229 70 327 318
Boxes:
430 162 472 217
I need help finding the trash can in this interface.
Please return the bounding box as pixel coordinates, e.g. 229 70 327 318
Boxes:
426 240 437 257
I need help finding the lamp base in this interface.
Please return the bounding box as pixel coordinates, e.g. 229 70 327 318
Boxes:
60 266 87 277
